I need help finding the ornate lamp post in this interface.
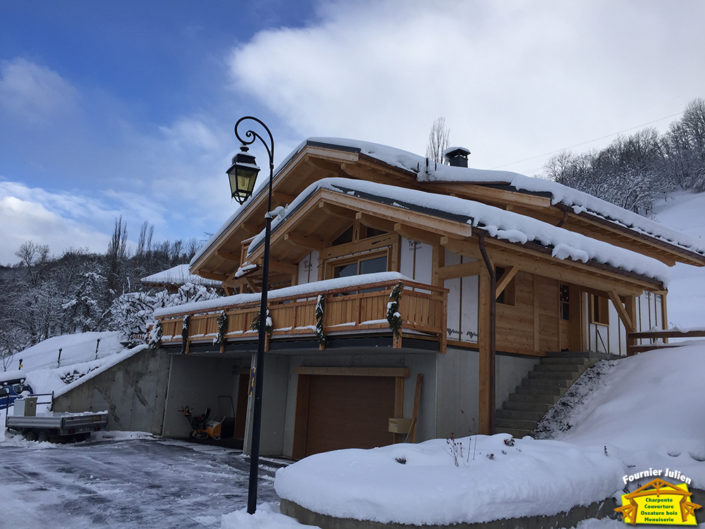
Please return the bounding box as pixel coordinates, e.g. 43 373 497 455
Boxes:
226 116 274 514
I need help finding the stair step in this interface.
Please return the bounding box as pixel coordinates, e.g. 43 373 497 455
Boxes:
496 417 537 430
502 400 552 412
496 408 546 422
519 379 572 391
538 364 582 373
540 356 590 364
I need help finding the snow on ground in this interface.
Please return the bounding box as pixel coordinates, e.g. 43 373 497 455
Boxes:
0 437 280 529
275 434 623 525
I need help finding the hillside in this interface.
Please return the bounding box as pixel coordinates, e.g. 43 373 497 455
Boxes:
653 191 705 329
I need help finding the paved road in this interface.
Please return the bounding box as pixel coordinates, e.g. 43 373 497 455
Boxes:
0 438 280 528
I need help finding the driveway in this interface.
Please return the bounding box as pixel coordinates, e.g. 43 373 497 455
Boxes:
0 437 281 528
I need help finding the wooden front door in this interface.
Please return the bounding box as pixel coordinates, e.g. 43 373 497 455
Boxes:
292 374 395 459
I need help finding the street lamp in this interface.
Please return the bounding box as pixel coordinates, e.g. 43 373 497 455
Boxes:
226 116 274 514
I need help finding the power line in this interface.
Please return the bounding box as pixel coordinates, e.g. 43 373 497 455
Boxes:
490 110 685 171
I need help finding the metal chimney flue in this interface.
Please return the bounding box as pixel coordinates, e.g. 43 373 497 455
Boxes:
444 146 471 168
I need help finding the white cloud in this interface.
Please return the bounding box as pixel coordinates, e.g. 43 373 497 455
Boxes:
228 0 705 175
0 193 109 265
0 58 77 122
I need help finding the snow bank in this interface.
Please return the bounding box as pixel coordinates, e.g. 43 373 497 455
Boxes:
557 342 705 484
246 177 670 284
1 332 145 402
275 433 624 525
221 502 319 529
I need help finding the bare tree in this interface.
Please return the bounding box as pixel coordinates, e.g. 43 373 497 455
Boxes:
426 117 450 165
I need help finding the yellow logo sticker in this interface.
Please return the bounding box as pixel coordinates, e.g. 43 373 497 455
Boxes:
615 478 701 525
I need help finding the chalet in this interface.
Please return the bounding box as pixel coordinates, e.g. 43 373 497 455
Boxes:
151 138 705 459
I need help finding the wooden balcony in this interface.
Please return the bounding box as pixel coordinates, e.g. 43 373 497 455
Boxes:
156 277 448 353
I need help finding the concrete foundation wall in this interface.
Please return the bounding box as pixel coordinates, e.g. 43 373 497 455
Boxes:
53 347 171 435
162 354 249 438
243 353 291 457
435 348 538 438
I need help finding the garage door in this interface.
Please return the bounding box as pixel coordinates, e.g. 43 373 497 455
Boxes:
293 374 395 459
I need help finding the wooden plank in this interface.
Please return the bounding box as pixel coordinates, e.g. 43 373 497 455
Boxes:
405 373 423 443
284 232 327 251
627 343 686 355
495 266 518 300
426 182 553 209
478 268 494 434
355 212 395 232
393 223 440 246
293 366 410 378
661 294 669 344
629 329 705 340
216 249 241 262
393 377 405 444
268 260 298 275
292 375 311 460
608 290 634 332
437 260 483 280
624 295 637 355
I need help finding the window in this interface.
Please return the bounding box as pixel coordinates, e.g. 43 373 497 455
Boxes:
332 226 353 246
560 285 570 320
495 266 516 305
333 253 388 278
590 294 609 325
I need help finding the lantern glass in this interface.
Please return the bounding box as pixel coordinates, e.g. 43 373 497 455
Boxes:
227 148 260 204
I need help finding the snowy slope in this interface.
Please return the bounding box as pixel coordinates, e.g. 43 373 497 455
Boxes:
652 191 705 329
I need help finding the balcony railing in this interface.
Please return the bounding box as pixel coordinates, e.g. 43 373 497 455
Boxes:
155 277 447 353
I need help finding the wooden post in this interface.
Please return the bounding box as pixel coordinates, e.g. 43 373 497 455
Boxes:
624 295 637 356
661 293 669 344
478 267 495 434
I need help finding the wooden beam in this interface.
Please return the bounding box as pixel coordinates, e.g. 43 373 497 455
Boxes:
293 366 409 377
216 249 241 263
607 290 634 332
318 202 355 220
444 236 649 296
437 260 483 280
393 223 440 246
273 191 296 204
355 211 395 232
284 232 327 251
478 267 494 435
194 269 228 281
427 182 553 209
268 260 298 275
495 266 518 299
624 295 637 356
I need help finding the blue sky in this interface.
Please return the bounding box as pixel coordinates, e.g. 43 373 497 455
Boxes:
1 0 704 265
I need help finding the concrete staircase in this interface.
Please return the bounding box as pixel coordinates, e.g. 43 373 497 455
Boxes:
496 353 599 437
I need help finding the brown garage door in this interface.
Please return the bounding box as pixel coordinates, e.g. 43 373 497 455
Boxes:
293 374 395 459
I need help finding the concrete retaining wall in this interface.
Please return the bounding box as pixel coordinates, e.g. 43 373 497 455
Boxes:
280 498 620 529
53 347 171 435
281 487 705 528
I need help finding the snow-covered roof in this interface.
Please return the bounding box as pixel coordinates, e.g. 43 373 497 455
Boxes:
154 271 409 318
246 177 670 285
191 137 704 267
141 264 221 288
311 138 705 256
